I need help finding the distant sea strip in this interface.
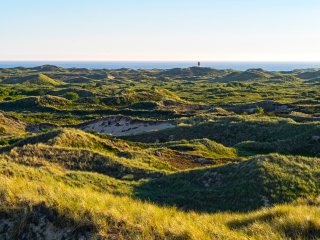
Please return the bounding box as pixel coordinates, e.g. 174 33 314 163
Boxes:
1 61 320 71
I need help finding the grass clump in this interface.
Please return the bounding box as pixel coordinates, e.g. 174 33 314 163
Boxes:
155 138 238 159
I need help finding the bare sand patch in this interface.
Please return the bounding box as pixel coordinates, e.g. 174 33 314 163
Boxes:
78 115 175 136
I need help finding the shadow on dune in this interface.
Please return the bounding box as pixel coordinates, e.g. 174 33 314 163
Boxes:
135 153 320 213
0 203 96 239
134 159 267 213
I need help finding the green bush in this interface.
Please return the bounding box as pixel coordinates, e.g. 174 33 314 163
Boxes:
255 107 265 114
63 92 79 101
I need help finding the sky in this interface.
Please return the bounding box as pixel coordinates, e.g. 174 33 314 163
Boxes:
1 0 320 61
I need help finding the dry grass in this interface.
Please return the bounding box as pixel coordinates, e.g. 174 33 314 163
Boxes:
1 156 320 239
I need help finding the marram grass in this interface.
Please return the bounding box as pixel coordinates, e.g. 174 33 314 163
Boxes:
1 157 320 239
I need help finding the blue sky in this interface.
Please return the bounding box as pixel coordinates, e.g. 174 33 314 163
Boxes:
1 0 320 61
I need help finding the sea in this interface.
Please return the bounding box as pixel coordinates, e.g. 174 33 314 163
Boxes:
1 61 320 71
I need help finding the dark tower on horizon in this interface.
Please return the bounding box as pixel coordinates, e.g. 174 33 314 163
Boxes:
198 61 201 67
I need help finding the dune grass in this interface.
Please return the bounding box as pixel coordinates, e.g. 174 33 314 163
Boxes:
0 66 319 239
1 156 320 239
154 138 238 159
136 154 320 212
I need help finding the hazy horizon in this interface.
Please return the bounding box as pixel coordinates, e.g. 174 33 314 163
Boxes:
2 0 320 62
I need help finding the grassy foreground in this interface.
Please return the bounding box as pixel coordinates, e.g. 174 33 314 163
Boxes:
1 157 320 240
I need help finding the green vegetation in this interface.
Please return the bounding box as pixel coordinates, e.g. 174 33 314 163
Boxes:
63 92 80 101
153 138 238 159
0 65 319 239
3 73 63 85
136 154 320 212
